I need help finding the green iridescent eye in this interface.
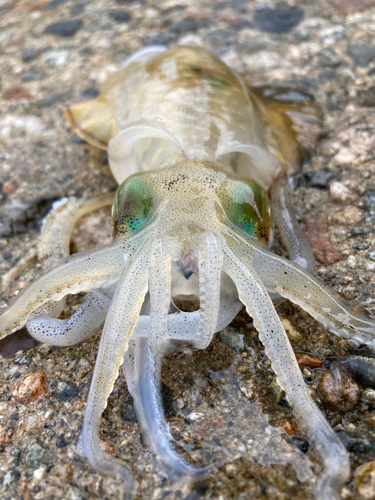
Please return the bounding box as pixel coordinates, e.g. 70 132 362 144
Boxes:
112 177 154 237
223 179 272 244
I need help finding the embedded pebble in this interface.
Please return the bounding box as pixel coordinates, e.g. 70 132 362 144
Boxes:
355 461 375 500
43 50 70 66
22 48 40 62
295 353 322 369
318 362 361 413
63 483 86 500
348 43 375 67
25 438 55 469
281 317 304 342
329 181 356 204
219 327 244 351
361 410 375 427
253 4 304 34
53 381 80 402
304 169 337 189
304 214 343 265
361 388 375 404
44 20 83 37
2 86 33 101
331 206 364 226
345 356 375 387
108 10 131 22
11 371 47 404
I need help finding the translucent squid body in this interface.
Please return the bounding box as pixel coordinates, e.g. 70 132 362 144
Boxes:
2 45 375 499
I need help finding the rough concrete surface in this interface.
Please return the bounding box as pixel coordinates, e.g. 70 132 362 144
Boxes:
1 0 375 499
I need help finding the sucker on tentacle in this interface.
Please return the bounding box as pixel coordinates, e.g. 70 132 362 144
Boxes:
1 45 374 500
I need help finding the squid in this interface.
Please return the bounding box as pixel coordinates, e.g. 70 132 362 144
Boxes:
1 45 375 500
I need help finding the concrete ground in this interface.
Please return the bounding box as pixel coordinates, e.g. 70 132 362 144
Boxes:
1 0 375 499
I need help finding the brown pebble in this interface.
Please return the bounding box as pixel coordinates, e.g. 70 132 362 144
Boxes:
303 214 343 265
2 182 15 194
318 362 361 414
103 440 115 455
362 410 375 427
328 0 375 15
355 461 375 500
295 352 322 369
280 418 299 435
11 371 47 404
2 85 33 101
0 426 13 443
73 397 85 410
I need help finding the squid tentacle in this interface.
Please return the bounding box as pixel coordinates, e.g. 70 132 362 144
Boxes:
222 239 349 500
270 178 315 273
26 193 116 342
226 226 375 350
26 289 113 347
129 238 213 478
81 244 149 496
193 233 223 350
0 241 126 339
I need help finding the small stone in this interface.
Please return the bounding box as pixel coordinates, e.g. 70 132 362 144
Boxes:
50 463 73 482
56 434 68 448
103 440 115 455
355 461 375 500
22 48 40 62
63 484 86 500
331 206 364 226
170 18 210 33
361 388 375 404
240 379 257 401
44 19 83 37
11 371 47 404
348 43 375 67
351 226 368 237
0 426 13 443
281 317 304 342
4 470 20 489
43 49 70 66
219 327 244 351
2 85 33 101
14 354 32 365
253 3 303 34
318 362 361 413
352 240 369 251
81 87 99 99
120 394 136 423
143 31 175 46
303 169 337 189
76 357 93 378
236 362 251 374
295 352 322 369
329 181 356 204
280 418 299 435
22 67 46 82
25 438 55 469
53 381 80 402
108 10 131 22
328 0 375 14
361 410 375 427
270 377 286 403
358 87 375 107
2 182 15 194
304 214 343 265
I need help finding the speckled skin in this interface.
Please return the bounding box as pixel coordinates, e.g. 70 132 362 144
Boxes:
1 46 374 500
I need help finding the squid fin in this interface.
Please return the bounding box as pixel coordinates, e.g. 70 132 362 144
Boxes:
244 81 324 176
63 97 115 150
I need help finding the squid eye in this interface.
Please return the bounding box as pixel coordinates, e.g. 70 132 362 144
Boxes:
222 179 272 244
112 176 154 236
